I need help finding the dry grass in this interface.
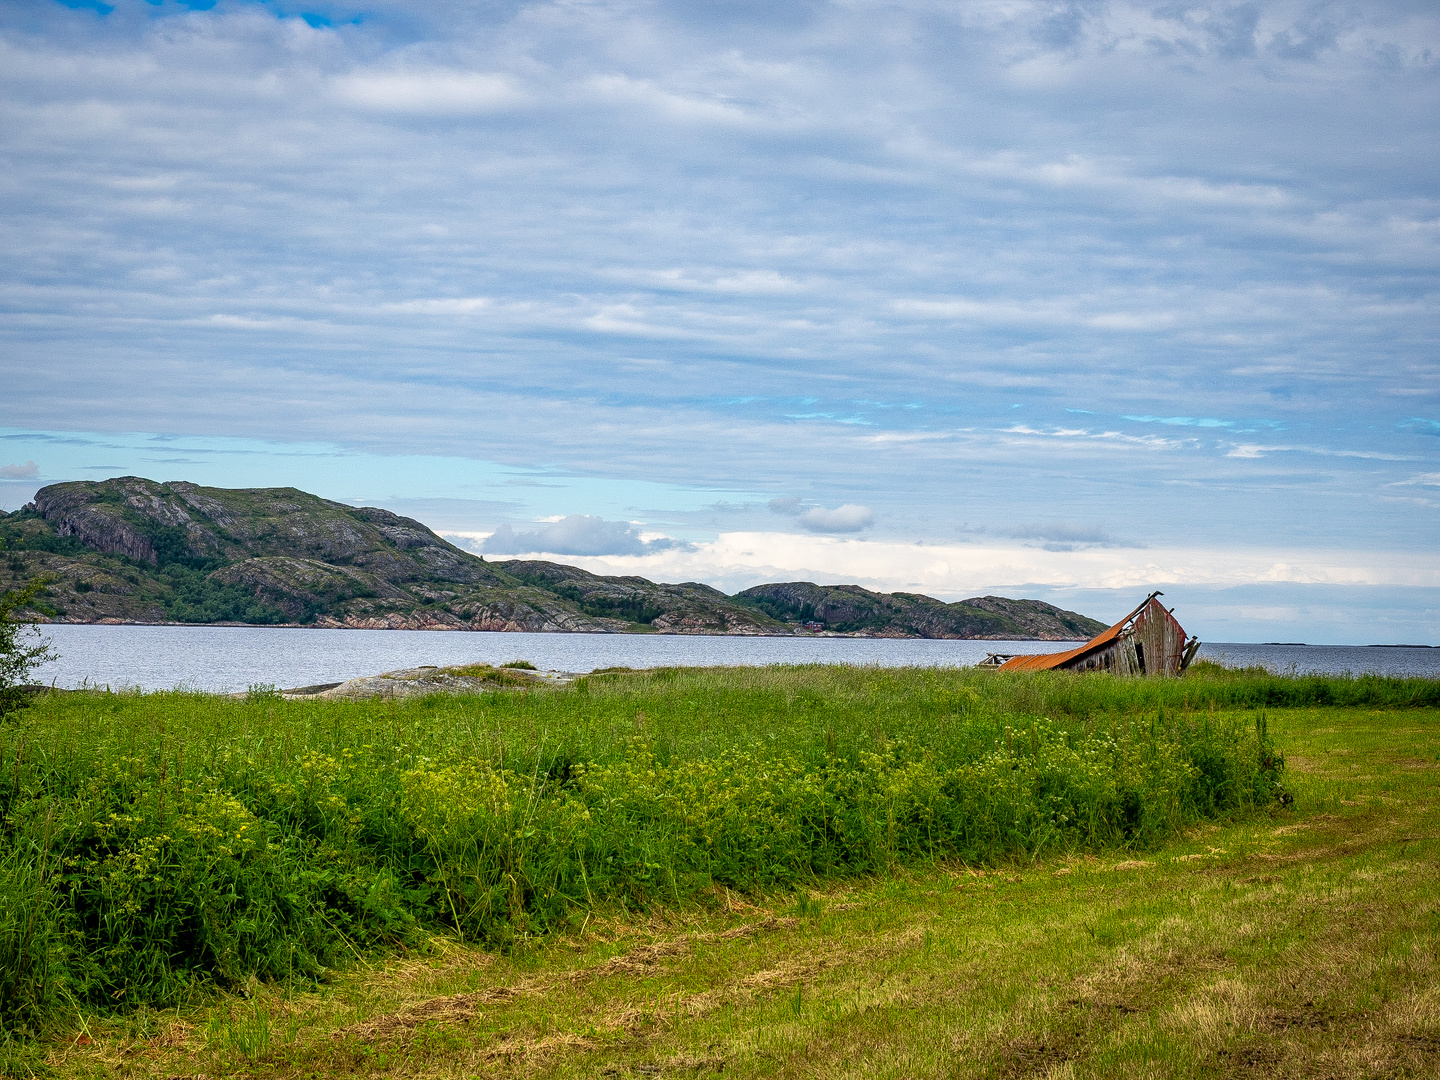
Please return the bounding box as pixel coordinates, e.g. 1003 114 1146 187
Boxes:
21 702 1440 1079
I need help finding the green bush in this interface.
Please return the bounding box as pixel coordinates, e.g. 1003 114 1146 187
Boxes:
0 569 57 721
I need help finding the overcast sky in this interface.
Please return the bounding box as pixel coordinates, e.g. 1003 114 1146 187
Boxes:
2 0 1437 641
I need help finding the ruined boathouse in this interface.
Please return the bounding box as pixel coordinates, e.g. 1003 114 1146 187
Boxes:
982 592 1200 676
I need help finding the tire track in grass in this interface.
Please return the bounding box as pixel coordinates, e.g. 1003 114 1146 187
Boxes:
333 917 802 1042
316 810 1439 1080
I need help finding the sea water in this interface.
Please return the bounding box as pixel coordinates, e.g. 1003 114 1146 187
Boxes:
23 624 1440 694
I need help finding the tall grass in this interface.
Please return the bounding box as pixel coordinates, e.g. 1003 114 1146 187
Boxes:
996 659 1440 712
0 662 1330 1034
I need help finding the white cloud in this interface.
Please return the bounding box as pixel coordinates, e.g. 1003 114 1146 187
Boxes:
1226 444 1414 461
527 532 1440 597
968 152 1293 210
332 71 523 114
1000 425 1185 451
0 461 39 480
1391 472 1440 488
1001 523 1126 551
614 268 808 294
482 515 690 557
891 296 1179 331
585 75 752 125
799 504 875 533
383 297 493 314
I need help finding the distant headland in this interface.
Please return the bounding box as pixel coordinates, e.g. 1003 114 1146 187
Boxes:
1 477 1107 640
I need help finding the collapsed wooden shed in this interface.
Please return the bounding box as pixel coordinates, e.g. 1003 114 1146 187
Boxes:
981 592 1200 676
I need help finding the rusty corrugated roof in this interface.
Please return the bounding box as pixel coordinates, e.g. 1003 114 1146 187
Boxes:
995 593 1159 673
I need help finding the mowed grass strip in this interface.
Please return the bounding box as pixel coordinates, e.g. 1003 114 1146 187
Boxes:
37 701 1434 1080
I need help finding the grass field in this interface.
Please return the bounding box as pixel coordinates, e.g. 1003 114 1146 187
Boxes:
2 663 1437 1077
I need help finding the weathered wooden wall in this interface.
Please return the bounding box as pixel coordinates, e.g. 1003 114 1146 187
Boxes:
1131 598 1188 675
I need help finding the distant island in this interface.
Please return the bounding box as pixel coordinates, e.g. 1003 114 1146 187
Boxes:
0 477 1107 640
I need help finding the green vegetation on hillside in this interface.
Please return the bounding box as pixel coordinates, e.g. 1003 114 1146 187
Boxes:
0 664 1313 1039
501 563 671 625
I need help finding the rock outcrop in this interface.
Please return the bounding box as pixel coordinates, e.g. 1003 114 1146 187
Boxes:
734 582 1107 640
277 663 569 700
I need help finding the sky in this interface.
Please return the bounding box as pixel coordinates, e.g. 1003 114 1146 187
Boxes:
1 0 1437 643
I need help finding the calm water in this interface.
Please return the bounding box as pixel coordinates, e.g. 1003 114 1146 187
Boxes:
22 624 1440 693
1195 642 1440 679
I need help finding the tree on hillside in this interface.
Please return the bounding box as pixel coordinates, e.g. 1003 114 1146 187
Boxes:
0 543 56 719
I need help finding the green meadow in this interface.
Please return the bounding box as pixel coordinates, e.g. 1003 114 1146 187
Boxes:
2 662 1437 1077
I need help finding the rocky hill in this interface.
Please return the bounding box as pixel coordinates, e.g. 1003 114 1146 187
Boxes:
734 582 1106 639
0 477 1106 640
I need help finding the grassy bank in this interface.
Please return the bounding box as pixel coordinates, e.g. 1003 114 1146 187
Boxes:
1 672 1434 1078
0 664 1315 1040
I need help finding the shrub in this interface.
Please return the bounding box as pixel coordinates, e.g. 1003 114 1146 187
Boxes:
0 570 57 721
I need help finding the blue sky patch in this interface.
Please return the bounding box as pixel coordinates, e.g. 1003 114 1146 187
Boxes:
1123 416 1237 429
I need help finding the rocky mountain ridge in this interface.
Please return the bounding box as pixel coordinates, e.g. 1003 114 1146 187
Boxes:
1 477 1107 640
